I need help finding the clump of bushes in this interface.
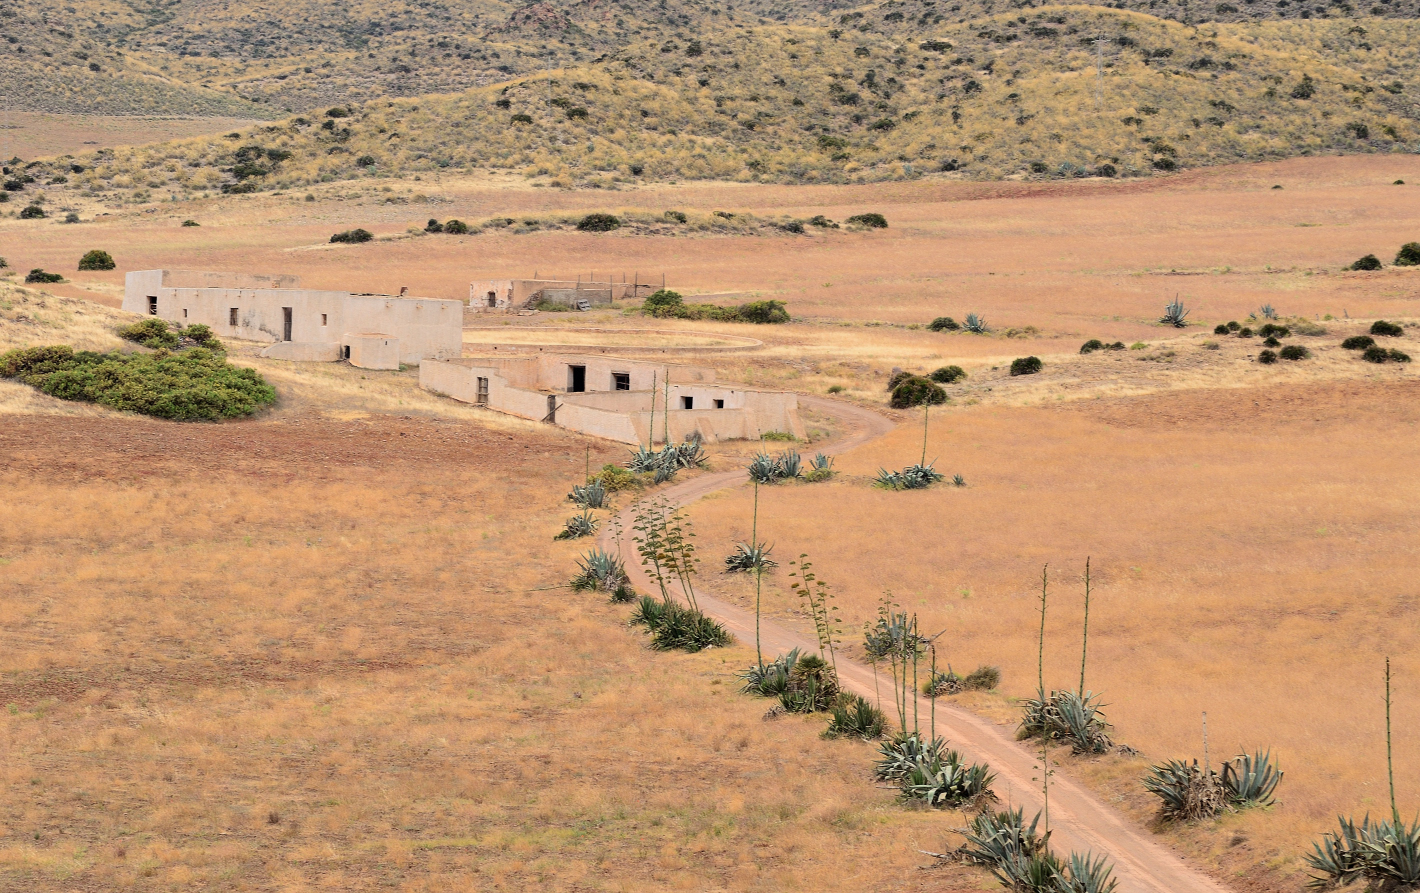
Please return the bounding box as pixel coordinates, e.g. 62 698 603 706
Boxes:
593 463 644 491
846 212 888 228
1258 349 1278 364
928 316 959 331
330 228 374 244
1364 346 1412 364
1342 335 1375 350
25 269 63 283
1009 356 1043 376
1280 344 1310 361
576 212 621 232
1396 242 1420 266
1371 320 1404 337
928 365 966 383
824 695 887 740
1258 323 1290 338
19 205 46 219
747 449 801 483
0 344 276 420
890 374 947 408
1018 689 1112 754
1350 254 1383 271
641 289 789 324
1144 750 1282 821
629 595 731 652
119 318 180 349
77 249 116 271
875 462 944 490
926 664 1001 696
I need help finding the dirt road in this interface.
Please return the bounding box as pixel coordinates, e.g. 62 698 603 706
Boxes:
601 395 1231 893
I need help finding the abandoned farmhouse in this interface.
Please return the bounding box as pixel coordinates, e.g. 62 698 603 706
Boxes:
421 354 804 445
124 270 464 369
121 269 804 444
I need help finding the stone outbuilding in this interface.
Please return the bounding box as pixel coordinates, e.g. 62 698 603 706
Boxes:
123 270 463 369
420 353 804 444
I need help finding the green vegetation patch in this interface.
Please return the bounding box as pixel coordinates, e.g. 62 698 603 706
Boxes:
0 344 276 420
640 289 789 323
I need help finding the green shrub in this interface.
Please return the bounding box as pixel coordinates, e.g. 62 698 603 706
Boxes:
630 596 732 652
330 228 373 244
0 256 7 269
1395 242 1420 266
663 210 687 223
846 212 888 228
1258 323 1290 338
0 345 277 420
1213 324 1229 334
184 324 219 348
118 318 180 349
1237 327 1254 338
181 219 200 227
444 219 469 234
576 212 621 232
594 463 645 491
1009 356 1043 376
927 663 1000 695
1364 346 1412 364
20 205 46 219
643 289 684 316
77 249 115 271
1226 321 1241 332
1371 320 1404 337
1342 335 1375 350
1350 254 1383 271
928 316 959 331
1080 339 1106 353
25 269 63 283
890 375 947 408
1279 344 1310 360
779 653 839 712
424 218 444 233
1258 349 1278 364
1262 336 1281 348
824 695 887 740
928 365 966 383
737 300 790 324
759 430 798 442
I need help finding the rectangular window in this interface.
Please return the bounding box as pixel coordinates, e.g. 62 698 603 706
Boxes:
182 308 188 319
282 307 292 342
147 296 158 315
321 313 328 326
681 396 694 410
476 377 489 405
612 372 630 391
229 308 239 326
714 399 724 409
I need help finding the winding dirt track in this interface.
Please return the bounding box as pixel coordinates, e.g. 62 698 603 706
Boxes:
601 396 1230 893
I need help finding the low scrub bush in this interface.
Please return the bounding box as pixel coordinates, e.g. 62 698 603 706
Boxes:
1350 254 1383 271
1280 344 1310 361
1342 335 1375 350
760 430 797 442
845 212 888 228
1213 324 1229 335
1144 750 1282 821
1395 242 1420 266
823 695 887 740
875 462 944 490
1080 339 1106 353
891 375 947 408
1010 356 1043 376
1226 321 1241 332
19 205 46 219
594 463 644 491
330 228 374 243
1363 346 1412 364
576 212 621 232
1258 323 1290 338
641 288 788 323
926 664 1001 696
928 365 966 383
1018 689 1112 755
630 596 731 652
928 316 959 331
25 269 64 283
1238 327 1254 338
1258 349 1278 364
77 249 115 271
119 318 180 349
1371 320 1404 337
1263 337 1281 348
0 345 276 420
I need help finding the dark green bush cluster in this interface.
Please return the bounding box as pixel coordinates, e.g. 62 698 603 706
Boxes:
928 316 959 331
928 365 966 383
424 218 470 234
887 371 947 408
1258 349 1278 364
0 345 276 420
576 212 621 232
845 212 888 228
1363 346 1412 364
25 269 63 283
641 289 789 324
77 249 115 271
1010 356 1043 376
330 228 374 244
1279 344 1310 361
19 205 46 219
1080 339 1126 353
119 318 180 349
1398 242 1420 266
1342 335 1375 350
1350 254 1383 271
925 664 1001 696
629 595 731 652
1371 320 1404 337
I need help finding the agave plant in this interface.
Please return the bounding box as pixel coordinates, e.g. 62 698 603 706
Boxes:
874 731 948 782
903 748 997 808
959 807 1049 877
570 548 628 592
747 450 801 483
554 509 599 540
963 312 989 333
568 479 608 509
1160 296 1190 327
824 694 887 740
1223 750 1282 806
653 463 678 484
1259 303 1279 320
811 453 833 471
952 474 967 487
876 462 945 490
777 449 802 479
1144 759 1226 821
739 648 800 696
1058 851 1119 893
724 541 777 573
779 652 839 713
1018 689 1113 754
1307 816 1420 888
627 445 660 473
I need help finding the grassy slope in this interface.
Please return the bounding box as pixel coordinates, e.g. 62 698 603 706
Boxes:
7 7 1418 206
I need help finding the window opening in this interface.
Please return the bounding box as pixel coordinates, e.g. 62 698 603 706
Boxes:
147 296 158 315
612 372 631 391
321 313 328 326
487 291 497 308
230 307 239 326
681 396 694 410
714 399 724 409
476 377 490 405
182 308 188 319
568 365 586 393
282 307 293 341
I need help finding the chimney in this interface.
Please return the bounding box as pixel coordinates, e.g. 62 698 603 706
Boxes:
399 286 409 297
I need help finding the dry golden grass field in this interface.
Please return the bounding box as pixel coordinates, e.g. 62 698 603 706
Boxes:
1 153 1419 891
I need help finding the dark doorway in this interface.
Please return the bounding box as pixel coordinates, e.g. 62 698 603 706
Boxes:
282 307 293 341
612 372 630 391
487 291 497 308
568 365 586 393
147 296 158 315
476 377 490 405
681 396 694 410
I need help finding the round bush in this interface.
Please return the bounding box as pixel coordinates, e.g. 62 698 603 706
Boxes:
1226 321 1241 332
928 365 966 383
1263 336 1281 348
642 289 684 317
928 316 959 331
1371 320 1404 337
1363 345 1390 363
1258 349 1278 364
890 375 947 408
1258 323 1290 338
444 219 469 234
77 249 115 271
1080 338 1105 353
1009 356 1043 376
1395 242 1420 267
1350 254 1383 271
329 228 374 244
356 155 376 167
1213 324 1229 335
424 218 444 233
576 213 621 232
19 205 45 219
1279 344 1310 361
1342 335 1375 350
846 212 888 228
1390 349 1412 363
1238 327 1254 338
